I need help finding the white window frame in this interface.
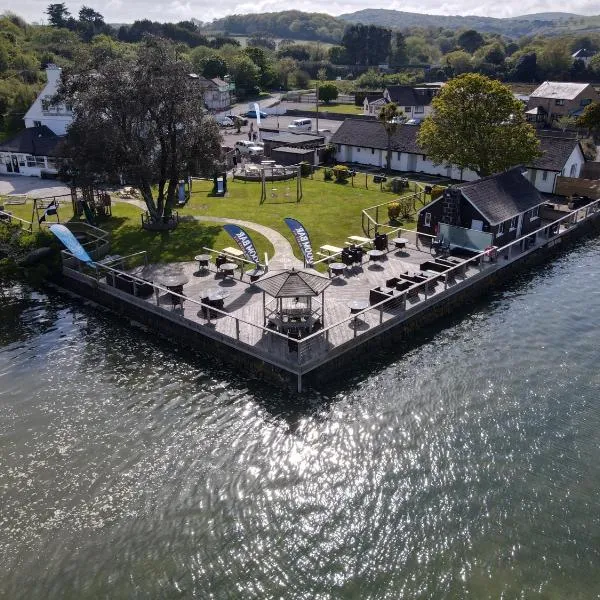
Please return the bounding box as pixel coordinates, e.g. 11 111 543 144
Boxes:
542 170 548 181
497 221 505 236
424 212 432 227
26 155 36 167
530 206 540 220
555 99 565 106
414 106 425 114
509 216 518 231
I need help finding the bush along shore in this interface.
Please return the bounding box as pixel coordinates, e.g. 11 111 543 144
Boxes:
0 223 62 288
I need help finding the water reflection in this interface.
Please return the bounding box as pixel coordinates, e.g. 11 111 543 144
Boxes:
2 240 600 598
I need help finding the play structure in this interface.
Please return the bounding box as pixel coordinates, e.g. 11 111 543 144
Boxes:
71 186 112 224
259 163 302 204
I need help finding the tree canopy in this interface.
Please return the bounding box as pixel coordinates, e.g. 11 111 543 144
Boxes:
417 74 540 177
318 82 338 104
58 37 222 222
378 103 404 172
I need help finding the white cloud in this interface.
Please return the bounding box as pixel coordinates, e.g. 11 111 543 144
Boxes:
10 0 599 26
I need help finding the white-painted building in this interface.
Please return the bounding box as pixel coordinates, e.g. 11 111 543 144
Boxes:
0 126 61 177
330 119 585 195
524 136 586 194
24 64 73 135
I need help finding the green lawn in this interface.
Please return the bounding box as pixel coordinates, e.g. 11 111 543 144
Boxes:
3 176 423 266
3 200 274 265
304 103 364 116
182 177 418 262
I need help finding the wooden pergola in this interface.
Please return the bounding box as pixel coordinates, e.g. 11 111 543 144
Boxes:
253 268 331 335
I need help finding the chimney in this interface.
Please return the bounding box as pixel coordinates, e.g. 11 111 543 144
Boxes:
45 63 62 85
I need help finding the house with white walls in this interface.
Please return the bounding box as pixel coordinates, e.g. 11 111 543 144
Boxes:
0 125 62 177
330 119 585 194
24 64 73 135
525 135 586 194
331 119 478 181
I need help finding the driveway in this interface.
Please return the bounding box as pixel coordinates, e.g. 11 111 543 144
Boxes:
0 175 70 198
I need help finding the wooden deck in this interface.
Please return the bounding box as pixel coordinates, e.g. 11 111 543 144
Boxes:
128 243 486 371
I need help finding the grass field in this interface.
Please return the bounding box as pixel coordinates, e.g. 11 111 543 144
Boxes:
3 176 422 265
2 200 275 265
182 177 419 261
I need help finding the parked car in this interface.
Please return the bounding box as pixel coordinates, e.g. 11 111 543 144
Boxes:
234 140 263 156
215 116 234 127
405 118 422 125
288 118 312 131
244 109 267 119
226 114 248 125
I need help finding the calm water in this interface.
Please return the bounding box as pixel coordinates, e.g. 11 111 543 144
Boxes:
2 239 600 599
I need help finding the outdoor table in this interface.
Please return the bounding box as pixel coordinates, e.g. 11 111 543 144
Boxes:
206 288 230 302
222 246 244 258
392 237 409 250
329 262 346 278
219 262 238 279
367 249 385 263
195 254 210 272
348 299 369 315
245 267 265 282
157 273 189 307
320 244 343 255
347 235 372 247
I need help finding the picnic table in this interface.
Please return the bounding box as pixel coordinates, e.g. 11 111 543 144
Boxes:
347 235 372 247
319 244 343 255
222 246 244 258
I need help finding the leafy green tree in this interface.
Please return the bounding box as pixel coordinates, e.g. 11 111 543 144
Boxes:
201 56 227 78
445 50 472 74
378 102 404 173
328 46 348 65
247 33 275 50
390 32 408 68
577 102 600 136
46 3 70 28
229 54 260 96
539 39 571 78
507 51 537 81
418 73 540 177
458 29 485 54
318 82 338 104
58 38 222 224
484 43 505 65
589 54 600 77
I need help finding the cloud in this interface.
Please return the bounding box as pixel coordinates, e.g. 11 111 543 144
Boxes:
10 0 600 25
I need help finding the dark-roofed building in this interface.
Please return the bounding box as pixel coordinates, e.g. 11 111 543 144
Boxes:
0 125 63 177
572 48 597 66
525 136 585 194
417 168 546 249
261 132 325 159
331 119 478 181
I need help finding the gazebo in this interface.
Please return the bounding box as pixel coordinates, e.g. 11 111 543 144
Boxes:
254 268 331 336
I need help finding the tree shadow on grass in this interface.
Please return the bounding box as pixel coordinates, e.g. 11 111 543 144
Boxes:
110 221 222 264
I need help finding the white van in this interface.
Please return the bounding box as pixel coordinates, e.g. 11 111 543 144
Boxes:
288 118 312 132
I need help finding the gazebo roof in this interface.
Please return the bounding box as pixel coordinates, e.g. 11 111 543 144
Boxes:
254 268 331 297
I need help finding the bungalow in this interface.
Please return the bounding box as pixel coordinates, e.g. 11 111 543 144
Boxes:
330 119 584 194
24 64 73 135
331 119 479 181
525 135 585 194
0 125 62 177
417 168 547 250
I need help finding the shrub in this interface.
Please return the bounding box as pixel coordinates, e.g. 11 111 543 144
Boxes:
332 164 351 183
323 167 333 181
387 201 401 221
430 185 445 201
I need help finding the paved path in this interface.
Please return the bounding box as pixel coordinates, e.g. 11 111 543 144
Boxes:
115 198 301 270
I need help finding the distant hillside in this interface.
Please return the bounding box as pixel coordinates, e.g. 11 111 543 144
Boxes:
338 9 591 37
204 10 345 43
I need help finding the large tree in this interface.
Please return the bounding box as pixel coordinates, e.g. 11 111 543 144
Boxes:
378 103 404 173
577 102 600 136
46 3 70 28
417 73 540 177
59 37 222 224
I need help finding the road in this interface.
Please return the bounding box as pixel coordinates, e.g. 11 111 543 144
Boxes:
0 176 70 198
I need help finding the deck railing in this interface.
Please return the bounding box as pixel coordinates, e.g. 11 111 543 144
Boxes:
61 249 301 373
0 210 33 232
294 197 600 369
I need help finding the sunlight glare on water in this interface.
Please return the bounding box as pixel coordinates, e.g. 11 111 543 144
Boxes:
1 240 600 598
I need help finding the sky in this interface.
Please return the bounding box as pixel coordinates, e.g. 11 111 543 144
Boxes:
10 0 600 25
